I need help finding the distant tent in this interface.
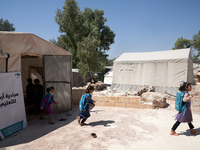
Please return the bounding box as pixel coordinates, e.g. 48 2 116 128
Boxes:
104 69 113 85
112 48 194 94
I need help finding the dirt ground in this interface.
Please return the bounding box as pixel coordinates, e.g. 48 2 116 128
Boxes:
0 100 200 150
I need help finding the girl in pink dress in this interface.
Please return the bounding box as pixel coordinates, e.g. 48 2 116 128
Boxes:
40 87 57 125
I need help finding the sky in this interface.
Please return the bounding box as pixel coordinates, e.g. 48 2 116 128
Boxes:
1 0 200 59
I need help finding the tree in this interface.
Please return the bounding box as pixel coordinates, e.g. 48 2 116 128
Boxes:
172 37 191 50
105 58 116 66
0 18 15 31
54 0 115 81
172 34 200 63
192 30 200 51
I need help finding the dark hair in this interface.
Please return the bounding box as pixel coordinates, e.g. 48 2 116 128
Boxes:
34 79 40 83
27 78 32 83
179 82 191 91
46 87 54 93
85 86 94 93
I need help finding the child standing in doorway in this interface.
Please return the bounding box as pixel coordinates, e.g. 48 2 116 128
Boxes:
26 78 34 105
77 86 95 126
170 82 199 136
34 79 43 114
40 87 57 125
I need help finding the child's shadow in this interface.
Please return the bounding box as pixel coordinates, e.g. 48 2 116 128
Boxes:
178 127 200 136
88 120 115 127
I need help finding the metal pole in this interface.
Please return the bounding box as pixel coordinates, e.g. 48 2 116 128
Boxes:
5 53 10 72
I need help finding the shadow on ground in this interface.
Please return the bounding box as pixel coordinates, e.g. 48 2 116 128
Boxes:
0 106 81 148
88 120 115 127
178 127 200 136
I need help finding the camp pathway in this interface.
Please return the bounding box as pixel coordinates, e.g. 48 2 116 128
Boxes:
0 101 200 150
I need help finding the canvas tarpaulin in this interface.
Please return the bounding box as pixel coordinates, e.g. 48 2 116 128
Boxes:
0 32 71 72
0 32 72 112
112 48 194 94
44 55 72 112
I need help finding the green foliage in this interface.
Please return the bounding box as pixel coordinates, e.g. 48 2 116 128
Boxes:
54 0 115 80
172 37 191 50
0 18 15 31
192 30 200 51
105 58 116 66
77 27 106 77
172 31 200 63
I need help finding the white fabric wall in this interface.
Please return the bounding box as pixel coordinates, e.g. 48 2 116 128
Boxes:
112 49 195 94
113 59 188 87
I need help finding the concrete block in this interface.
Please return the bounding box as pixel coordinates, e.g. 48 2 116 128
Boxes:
102 102 115 107
108 96 119 103
95 101 104 106
136 104 150 109
129 96 141 103
125 103 138 108
94 96 108 102
119 96 130 103
125 103 150 109
115 103 126 107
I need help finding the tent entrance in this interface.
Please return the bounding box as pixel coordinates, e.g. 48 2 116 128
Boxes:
43 55 72 112
21 56 43 119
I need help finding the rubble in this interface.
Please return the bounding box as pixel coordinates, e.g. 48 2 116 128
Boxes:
141 92 167 109
136 85 155 96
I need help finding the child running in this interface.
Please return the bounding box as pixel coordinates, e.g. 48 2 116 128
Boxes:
77 86 95 126
40 87 57 125
170 82 199 136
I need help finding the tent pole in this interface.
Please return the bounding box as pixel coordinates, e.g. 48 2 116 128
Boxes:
5 53 10 72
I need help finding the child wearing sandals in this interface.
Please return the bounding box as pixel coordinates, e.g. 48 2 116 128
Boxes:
40 87 57 125
77 86 95 126
170 82 199 136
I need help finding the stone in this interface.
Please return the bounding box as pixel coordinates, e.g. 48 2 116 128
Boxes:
136 85 155 96
196 70 200 82
141 92 167 108
191 97 200 107
118 96 130 103
129 96 141 103
114 103 126 107
96 84 106 91
190 84 200 96
108 96 119 103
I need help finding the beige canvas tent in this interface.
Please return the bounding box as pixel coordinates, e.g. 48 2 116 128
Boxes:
112 48 195 94
0 31 72 112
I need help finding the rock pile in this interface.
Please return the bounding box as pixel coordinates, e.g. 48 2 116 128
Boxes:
141 92 167 109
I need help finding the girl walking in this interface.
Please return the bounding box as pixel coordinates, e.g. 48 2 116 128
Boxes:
170 82 199 136
40 87 57 125
77 86 95 126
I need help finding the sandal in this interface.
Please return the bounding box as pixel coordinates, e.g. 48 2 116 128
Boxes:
170 130 179 136
91 133 97 138
191 129 199 135
59 118 66 121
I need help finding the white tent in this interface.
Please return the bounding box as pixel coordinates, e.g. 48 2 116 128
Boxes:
112 48 194 94
0 32 72 112
104 70 113 85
